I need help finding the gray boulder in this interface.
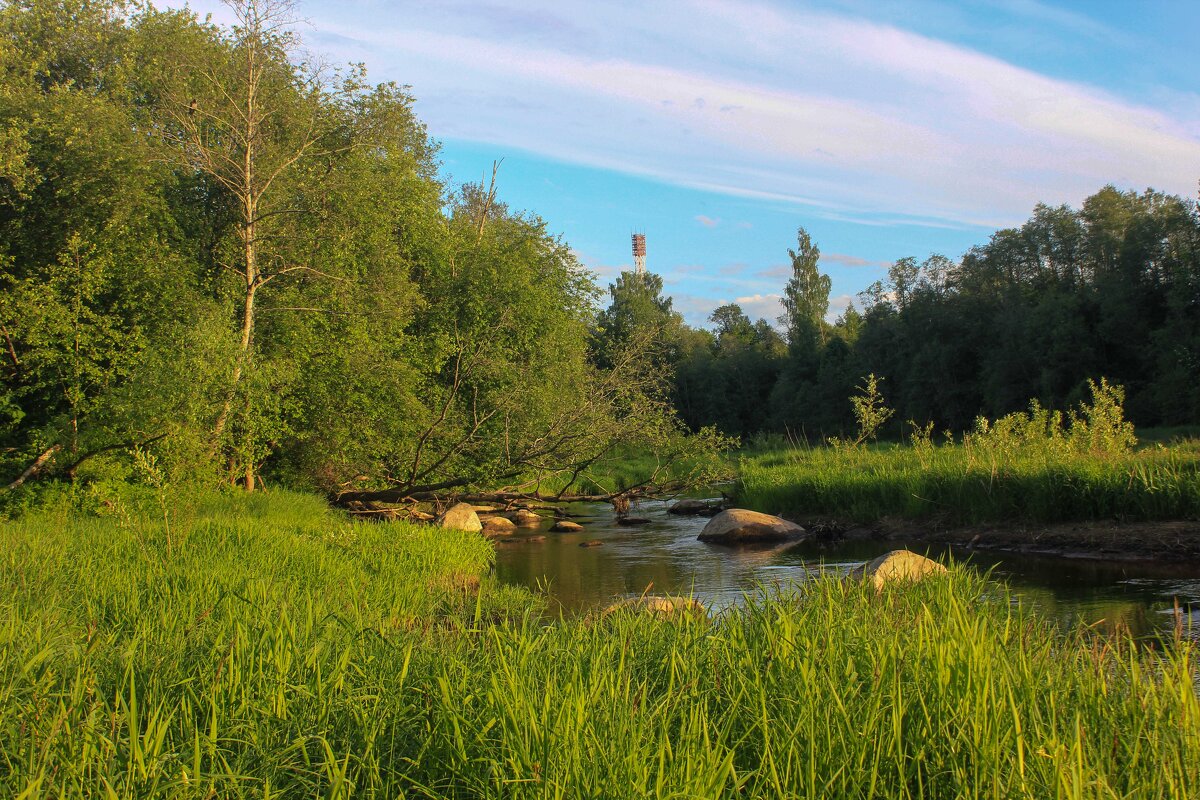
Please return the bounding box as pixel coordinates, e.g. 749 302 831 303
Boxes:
436 502 482 533
697 509 805 544
848 550 947 589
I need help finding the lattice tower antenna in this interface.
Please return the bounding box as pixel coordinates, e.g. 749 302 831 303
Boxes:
631 232 646 275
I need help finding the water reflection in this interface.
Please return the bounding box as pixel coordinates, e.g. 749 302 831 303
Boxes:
492 499 1200 640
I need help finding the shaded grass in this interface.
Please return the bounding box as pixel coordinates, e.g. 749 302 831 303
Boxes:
2 490 1199 797
737 441 1200 524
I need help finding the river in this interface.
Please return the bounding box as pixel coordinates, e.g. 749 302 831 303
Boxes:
492 497 1200 640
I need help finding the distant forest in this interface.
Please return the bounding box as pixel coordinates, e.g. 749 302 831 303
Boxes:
633 186 1199 440
2 1 1197 499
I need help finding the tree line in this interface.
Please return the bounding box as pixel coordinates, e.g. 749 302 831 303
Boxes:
596 186 1200 440
0 0 723 501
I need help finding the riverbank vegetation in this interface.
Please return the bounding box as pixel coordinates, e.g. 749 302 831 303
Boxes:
738 380 1200 524
3 491 1198 797
0 0 725 511
672 186 1200 440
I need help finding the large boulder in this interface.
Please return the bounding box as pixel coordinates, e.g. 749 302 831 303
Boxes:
551 520 584 532
697 509 806 544
601 596 706 619
848 550 947 589
481 516 516 537
436 502 482 533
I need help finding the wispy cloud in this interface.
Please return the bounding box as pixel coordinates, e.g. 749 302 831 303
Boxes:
181 0 1200 231
695 214 721 227
820 253 892 269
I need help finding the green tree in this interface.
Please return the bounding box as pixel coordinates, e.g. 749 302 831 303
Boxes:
779 226 831 352
593 270 684 370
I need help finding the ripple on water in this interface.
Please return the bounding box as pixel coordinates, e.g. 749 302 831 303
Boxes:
492 499 1200 638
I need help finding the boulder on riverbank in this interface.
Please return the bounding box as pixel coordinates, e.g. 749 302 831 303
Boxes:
551 520 584 532
848 550 947 589
697 509 806 544
601 596 706 619
436 502 482 533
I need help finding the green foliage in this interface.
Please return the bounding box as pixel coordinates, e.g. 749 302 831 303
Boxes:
740 381 1200 524
681 188 1200 441
779 226 830 352
3 493 1198 796
592 269 684 371
0 1 709 499
835 372 894 447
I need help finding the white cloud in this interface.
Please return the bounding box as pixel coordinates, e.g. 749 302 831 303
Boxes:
695 214 721 227
732 293 785 323
176 0 1200 230
827 293 854 322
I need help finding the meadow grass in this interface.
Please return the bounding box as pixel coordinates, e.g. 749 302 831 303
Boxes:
2 489 1199 797
737 439 1200 524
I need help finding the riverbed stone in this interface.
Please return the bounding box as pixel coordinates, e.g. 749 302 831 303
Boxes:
551 520 584 532
616 516 652 526
668 499 711 515
602 596 706 619
579 540 603 548
510 509 544 528
481 516 516 536
848 550 947 589
436 502 482 533
697 509 806 544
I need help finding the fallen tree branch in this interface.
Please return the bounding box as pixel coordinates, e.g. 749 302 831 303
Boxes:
63 433 170 480
4 445 61 491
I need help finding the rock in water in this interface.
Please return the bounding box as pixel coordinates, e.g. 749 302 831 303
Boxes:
510 509 543 528
697 509 806 544
848 550 947 589
601 596 706 619
551 520 584 532
481 516 516 537
668 499 710 515
436 502 482 533
579 540 604 548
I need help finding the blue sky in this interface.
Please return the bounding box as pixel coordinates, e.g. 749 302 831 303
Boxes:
183 0 1200 327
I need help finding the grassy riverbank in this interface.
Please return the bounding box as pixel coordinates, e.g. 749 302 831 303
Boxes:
3 490 1199 797
738 439 1200 525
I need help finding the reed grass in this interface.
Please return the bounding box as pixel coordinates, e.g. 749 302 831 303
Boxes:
737 440 1200 524
2 489 1198 797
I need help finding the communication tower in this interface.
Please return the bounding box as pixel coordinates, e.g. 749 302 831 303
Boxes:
631 232 646 275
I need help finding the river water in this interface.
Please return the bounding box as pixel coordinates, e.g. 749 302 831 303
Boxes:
493 498 1200 640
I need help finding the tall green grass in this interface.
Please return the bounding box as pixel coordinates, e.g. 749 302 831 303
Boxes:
2 490 1199 797
738 440 1200 524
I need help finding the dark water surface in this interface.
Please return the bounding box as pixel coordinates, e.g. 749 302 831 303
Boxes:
492 498 1200 640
